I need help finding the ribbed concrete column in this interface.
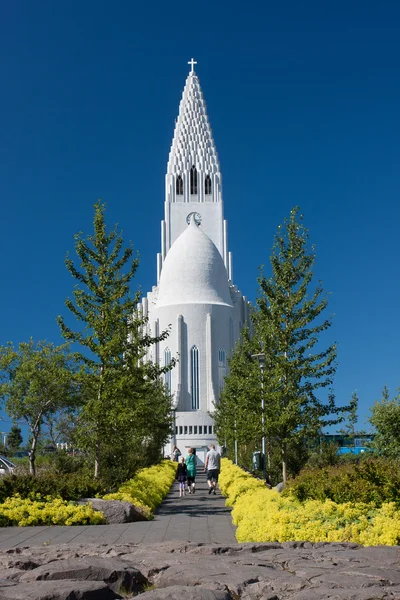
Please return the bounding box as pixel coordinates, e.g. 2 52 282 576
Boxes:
223 220 228 272
154 319 159 365
206 312 215 413
174 314 183 410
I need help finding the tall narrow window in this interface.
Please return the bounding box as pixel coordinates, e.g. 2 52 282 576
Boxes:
190 166 198 195
164 347 172 394
176 175 183 195
191 345 200 409
205 175 212 195
218 348 226 394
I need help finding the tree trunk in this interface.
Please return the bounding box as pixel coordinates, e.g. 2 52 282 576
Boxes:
94 458 99 478
94 439 100 479
266 440 271 472
282 441 287 483
94 368 104 479
29 435 38 476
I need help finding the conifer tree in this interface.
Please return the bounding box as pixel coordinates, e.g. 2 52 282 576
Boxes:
255 207 346 482
57 201 174 479
6 424 23 453
216 208 348 483
214 329 261 456
338 391 362 445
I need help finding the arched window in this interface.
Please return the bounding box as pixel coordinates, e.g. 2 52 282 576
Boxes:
190 166 198 195
176 176 183 195
205 175 212 195
191 345 200 409
218 348 226 394
164 347 172 394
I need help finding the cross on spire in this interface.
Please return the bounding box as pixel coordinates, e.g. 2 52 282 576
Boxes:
188 58 197 73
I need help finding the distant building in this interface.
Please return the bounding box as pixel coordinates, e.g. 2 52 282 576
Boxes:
322 434 375 455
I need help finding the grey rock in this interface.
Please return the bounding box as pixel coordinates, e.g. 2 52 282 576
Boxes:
139 585 232 600
0 570 23 582
273 482 285 493
0 557 40 570
153 561 283 597
0 579 120 600
19 557 147 594
0 580 17 588
79 498 147 523
0 542 400 599
290 588 391 600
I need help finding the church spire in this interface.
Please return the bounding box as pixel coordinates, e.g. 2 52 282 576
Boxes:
160 62 230 284
166 61 221 187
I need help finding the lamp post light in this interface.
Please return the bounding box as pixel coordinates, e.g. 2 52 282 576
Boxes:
251 353 267 482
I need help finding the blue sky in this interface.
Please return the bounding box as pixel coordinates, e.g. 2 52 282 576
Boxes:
0 1 399 435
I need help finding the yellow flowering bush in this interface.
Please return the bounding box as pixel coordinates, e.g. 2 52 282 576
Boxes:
219 459 264 502
103 460 176 518
0 460 176 526
0 495 105 527
220 459 400 546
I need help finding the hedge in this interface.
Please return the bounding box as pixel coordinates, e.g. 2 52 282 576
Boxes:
0 460 177 526
219 458 400 546
102 459 177 519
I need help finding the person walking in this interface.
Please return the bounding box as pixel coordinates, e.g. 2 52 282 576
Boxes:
172 445 181 462
186 448 197 494
204 444 220 495
176 455 187 497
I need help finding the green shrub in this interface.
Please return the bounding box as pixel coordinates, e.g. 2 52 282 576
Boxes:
48 452 88 475
284 457 400 507
0 472 106 503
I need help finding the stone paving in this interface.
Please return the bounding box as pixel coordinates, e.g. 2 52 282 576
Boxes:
1 475 400 598
0 472 237 550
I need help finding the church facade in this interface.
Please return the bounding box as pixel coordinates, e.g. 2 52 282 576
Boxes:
142 61 250 465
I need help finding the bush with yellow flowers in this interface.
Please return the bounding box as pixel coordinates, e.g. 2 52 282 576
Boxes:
219 459 400 546
0 460 177 526
103 459 177 518
0 494 105 527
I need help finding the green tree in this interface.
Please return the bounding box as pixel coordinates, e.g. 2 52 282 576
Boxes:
7 423 23 453
338 391 364 447
57 201 174 479
216 207 348 483
42 408 78 448
0 340 80 475
369 385 400 458
255 207 347 482
214 329 261 464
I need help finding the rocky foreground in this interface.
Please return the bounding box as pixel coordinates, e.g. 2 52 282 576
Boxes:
0 540 399 599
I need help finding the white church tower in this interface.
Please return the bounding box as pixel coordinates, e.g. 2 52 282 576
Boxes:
143 60 250 465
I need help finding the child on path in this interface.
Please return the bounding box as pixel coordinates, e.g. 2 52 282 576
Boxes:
186 448 197 494
176 455 187 497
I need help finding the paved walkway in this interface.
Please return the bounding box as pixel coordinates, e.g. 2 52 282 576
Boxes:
0 472 237 549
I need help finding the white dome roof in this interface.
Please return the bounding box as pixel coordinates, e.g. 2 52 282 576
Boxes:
157 218 233 308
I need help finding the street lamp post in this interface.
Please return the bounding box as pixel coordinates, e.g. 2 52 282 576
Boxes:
251 353 267 482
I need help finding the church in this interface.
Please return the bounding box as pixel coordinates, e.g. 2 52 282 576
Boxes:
141 60 250 465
